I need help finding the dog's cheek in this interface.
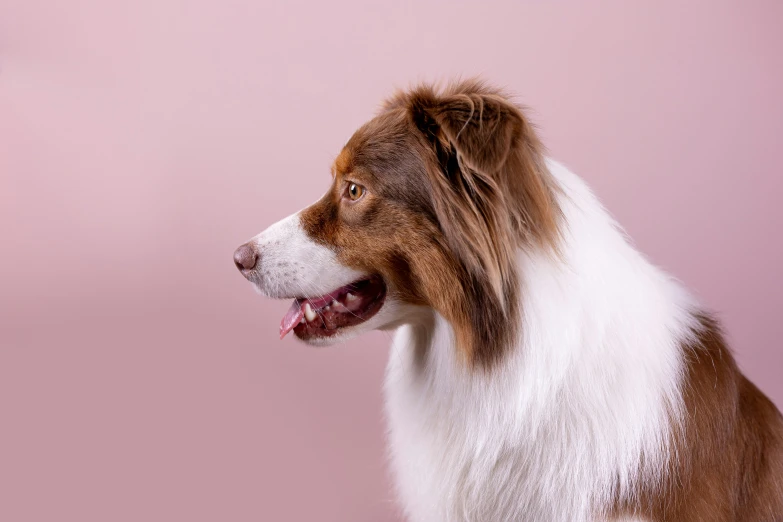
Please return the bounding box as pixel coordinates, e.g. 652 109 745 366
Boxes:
335 229 382 273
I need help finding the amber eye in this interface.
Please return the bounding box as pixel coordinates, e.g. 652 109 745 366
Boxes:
347 182 365 201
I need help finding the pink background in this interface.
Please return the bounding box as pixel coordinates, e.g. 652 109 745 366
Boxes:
1 1 782 520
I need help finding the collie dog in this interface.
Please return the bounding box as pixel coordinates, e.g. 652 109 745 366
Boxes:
234 80 783 521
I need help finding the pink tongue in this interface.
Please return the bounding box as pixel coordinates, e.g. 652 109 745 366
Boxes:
279 300 304 339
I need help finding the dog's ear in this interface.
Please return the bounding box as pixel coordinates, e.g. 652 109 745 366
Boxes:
424 90 519 174
404 80 559 251
406 80 530 174
391 81 560 366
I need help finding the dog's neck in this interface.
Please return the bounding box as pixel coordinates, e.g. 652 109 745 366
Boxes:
384 158 697 521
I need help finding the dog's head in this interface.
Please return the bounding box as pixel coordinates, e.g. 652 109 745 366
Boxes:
235 80 560 365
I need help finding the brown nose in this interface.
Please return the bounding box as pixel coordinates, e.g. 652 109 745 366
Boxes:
233 243 258 271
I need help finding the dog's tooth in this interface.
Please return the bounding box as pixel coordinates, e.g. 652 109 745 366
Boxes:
304 303 317 322
324 305 331 311
332 299 338 306
299 317 305 324
346 293 357 302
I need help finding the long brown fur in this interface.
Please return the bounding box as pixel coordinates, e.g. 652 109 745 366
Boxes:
611 313 783 521
302 80 560 366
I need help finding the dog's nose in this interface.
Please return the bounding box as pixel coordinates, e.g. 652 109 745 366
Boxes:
233 243 258 271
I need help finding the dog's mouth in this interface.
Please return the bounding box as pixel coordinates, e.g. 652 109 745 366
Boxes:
279 276 387 340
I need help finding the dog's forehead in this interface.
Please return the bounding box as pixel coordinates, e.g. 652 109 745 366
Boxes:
332 148 352 177
334 112 427 185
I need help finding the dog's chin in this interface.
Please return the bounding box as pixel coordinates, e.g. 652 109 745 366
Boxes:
293 323 369 346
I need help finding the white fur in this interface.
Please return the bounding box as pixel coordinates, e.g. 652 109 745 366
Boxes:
249 160 697 521
384 160 697 522
248 211 366 299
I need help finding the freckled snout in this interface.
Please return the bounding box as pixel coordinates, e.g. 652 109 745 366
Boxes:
233 213 366 300
233 243 258 273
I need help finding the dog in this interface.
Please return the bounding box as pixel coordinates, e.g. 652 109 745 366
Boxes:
234 80 783 521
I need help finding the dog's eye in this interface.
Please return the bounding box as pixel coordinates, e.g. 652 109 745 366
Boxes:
347 183 365 201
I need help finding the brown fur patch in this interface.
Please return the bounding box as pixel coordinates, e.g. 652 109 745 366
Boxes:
333 148 353 177
300 80 561 366
611 313 783 521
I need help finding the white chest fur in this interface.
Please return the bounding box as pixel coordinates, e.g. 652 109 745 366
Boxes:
383 161 694 522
